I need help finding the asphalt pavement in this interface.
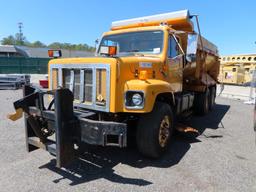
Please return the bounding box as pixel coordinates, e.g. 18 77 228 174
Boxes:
0 89 255 192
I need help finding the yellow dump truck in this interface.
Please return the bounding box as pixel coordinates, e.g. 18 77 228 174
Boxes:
9 10 219 167
219 54 256 85
219 65 245 85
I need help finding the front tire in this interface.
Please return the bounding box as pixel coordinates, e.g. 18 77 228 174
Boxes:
136 102 174 158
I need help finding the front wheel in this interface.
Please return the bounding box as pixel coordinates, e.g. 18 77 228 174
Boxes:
136 102 174 158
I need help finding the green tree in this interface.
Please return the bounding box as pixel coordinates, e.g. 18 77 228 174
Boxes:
48 42 63 49
1 35 16 45
48 42 95 52
15 33 26 45
31 41 46 48
1 35 95 52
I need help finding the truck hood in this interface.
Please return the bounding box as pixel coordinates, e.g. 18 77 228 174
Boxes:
49 56 162 64
49 57 118 65
49 55 163 80
49 56 162 74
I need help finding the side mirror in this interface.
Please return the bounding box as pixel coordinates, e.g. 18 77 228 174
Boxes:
95 39 99 45
186 33 198 63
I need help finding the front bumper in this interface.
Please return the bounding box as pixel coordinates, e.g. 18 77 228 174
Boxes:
80 118 126 147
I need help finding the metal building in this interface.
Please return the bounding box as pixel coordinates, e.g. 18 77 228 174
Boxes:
0 45 94 58
0 45 94 74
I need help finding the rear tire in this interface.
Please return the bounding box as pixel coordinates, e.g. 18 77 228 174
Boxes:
209 86 216 111
193 89 209 115
136 102 174 158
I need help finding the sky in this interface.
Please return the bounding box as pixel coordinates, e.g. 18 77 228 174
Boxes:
0 0 255 55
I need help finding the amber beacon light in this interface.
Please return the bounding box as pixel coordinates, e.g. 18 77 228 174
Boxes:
48 50 62 58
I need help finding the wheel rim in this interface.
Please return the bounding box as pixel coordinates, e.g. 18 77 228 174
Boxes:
158 115 170 148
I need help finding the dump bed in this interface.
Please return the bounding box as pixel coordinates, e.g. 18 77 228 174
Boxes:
183 33 220 90
111 10 194 32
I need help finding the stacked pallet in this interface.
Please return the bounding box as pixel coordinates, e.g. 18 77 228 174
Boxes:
0 74 30 90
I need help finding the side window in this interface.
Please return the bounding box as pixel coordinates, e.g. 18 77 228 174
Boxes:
169 36 179 58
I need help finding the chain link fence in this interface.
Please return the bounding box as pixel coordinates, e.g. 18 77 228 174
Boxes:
0 57 50 74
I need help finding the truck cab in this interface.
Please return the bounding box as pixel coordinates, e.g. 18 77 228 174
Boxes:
49 25 186 113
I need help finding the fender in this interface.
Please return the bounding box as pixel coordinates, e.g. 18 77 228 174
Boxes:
123 79 175 113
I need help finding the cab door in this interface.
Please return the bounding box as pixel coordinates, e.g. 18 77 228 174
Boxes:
167 34 184 92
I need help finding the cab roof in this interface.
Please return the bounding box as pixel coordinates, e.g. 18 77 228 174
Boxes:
103 25 170 37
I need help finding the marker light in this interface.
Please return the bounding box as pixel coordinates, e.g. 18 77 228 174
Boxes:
99 46 117 56
109 46 117 55
48 50 62 58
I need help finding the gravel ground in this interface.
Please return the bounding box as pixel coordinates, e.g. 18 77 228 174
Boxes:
0 90 255 192
217 84 255 101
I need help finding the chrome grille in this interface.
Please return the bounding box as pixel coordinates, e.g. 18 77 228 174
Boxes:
50 64 110 112
74 70 80 100
63 69 71 89
84 69 93 102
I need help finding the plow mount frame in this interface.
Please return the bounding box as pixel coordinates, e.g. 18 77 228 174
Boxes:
21 85 76 167
11 85 127 168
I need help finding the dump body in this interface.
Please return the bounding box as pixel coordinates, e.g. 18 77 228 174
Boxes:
182 34 220 92
184 35 219 79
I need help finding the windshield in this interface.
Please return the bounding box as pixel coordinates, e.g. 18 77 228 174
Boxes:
98 30 164 56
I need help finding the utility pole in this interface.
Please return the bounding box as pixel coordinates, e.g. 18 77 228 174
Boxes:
17 22 24 45
95 39 99 50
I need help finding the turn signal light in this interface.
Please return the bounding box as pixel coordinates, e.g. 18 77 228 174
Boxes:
109 46 117 55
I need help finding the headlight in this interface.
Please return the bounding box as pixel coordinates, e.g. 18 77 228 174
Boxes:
132 93 143 106
125 91 144 109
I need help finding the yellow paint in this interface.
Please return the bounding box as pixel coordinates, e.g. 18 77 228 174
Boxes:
123 79 175 113
7 108 23 121
139 70 148 80
48 23 218 113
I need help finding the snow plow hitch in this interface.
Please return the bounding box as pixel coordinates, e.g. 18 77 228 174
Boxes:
7 85 127 167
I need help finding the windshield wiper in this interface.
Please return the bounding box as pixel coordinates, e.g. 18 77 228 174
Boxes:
129 49 140 52
126 50 144 56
